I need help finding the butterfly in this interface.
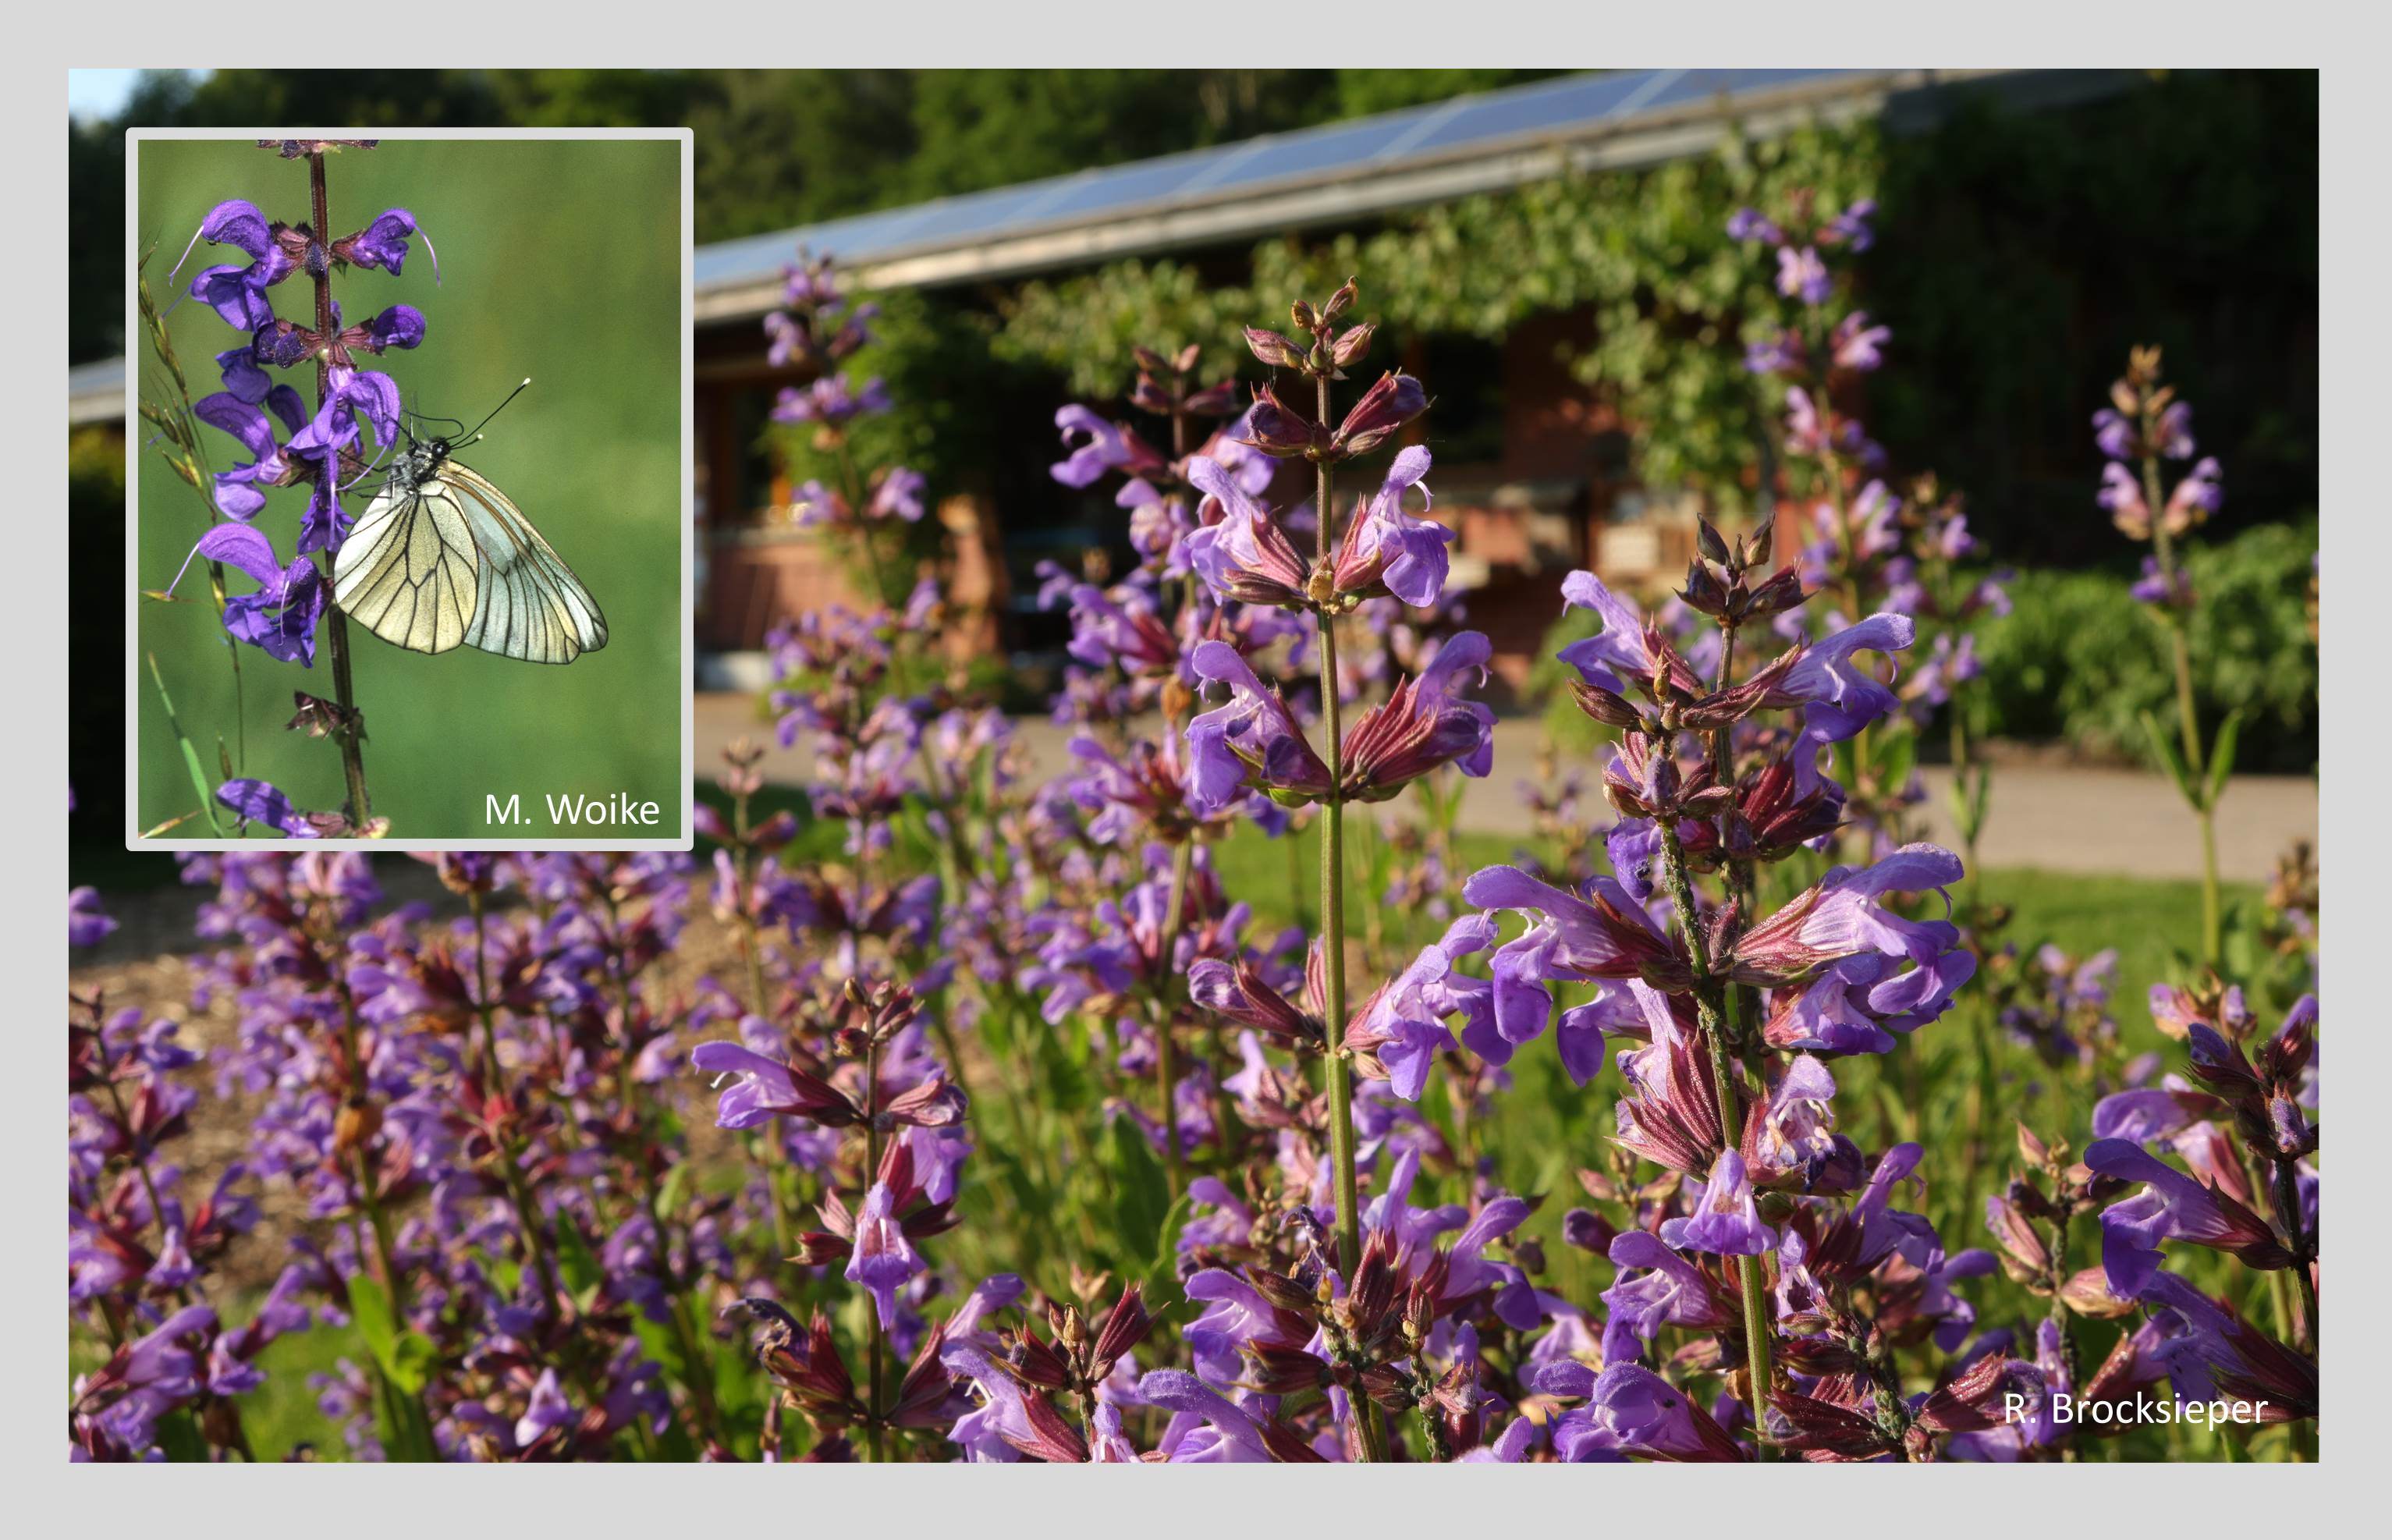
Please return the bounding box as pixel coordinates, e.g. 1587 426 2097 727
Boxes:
332 380 609 665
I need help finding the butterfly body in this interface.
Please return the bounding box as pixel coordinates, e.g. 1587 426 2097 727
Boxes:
332 433 609 665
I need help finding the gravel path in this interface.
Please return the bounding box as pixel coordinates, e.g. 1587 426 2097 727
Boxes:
699 694 2316 885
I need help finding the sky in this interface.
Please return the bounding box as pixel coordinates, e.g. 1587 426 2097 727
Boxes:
67 69 197 121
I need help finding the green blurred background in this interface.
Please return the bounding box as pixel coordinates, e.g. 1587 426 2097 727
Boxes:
133 137 681 839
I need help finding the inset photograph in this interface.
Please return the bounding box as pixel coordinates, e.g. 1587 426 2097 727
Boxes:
126 131 689 848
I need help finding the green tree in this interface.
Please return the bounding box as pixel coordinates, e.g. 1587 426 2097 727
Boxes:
683 69 920 238
74 67 1557 360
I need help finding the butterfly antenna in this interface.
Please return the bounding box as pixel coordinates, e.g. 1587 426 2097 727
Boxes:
461 378 533 449
339 435 399 495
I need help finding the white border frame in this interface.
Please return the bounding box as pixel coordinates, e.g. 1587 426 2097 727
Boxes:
122 126 695 853
34 27 2358 1511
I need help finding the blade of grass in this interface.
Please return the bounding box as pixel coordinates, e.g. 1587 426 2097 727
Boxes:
147 651 225 837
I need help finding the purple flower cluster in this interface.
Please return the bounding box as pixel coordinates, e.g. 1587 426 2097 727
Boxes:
1730 197 2010 857
69 981 312 1460
165 151 434 662
2096 348 2223 614
2069 985 2317 1424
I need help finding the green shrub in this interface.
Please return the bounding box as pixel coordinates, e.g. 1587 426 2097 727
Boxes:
1976 520 2317 773
1518 520 2318 775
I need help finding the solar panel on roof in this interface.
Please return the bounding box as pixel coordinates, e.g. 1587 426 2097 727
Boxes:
694 231 799 286
1016 156 1230 225
843 204 953 250
1630 67 1844 117
1402 72 1657 154
1201 115 1449 192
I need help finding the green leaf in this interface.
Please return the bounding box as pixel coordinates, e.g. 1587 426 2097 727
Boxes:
2138 709 2196 804
2205 708 2246 809
349 1275 398 1374
1104 1117 1172 1272
1946 764 1986 843
979 1141 1049 1276
155 1408 211 1463
648 1414 699 1463
1143 1191 1194 1311
713 1322 761 1425
388 1331 435 1396
656 1160 690 1224
633 1316 687 1382
552 1212 607 1312
346 1276 435 1396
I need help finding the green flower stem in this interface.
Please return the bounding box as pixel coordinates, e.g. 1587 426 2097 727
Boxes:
1312 373 1386 1464
727 782 802 1264
327 952 434 1458
2042 1209 2080 1406
598 893 724 1445
2269 1151 2318 1354
1712 979 1777 1457
468 895 563 1314
2142 455 2221 965
1152 836 1194 1197
828 441 1001 1163
97 1073 254 1459
307 151 371 827
1815 441 1875 817
863 1035 887 1463
1318 617 1357 1272
1654 820 1775 1459
1148 565 1210 1193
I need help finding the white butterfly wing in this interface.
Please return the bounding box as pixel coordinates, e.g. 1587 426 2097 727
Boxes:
442 463 610 665
332 475 481 655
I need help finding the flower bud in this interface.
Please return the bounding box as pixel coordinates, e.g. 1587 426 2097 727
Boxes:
1332 372 1428 458
1679 558 1730 618
1569 680 1648 729
2059 1267 2137 1318
1739 566 1808 622
1320 279 1357 326
1238 383 1325 459
1244 328 1304 371
1561 1207 1617 1254
1180 379 1240 417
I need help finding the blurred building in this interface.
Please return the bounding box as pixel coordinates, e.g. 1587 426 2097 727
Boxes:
690 67 2134 694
